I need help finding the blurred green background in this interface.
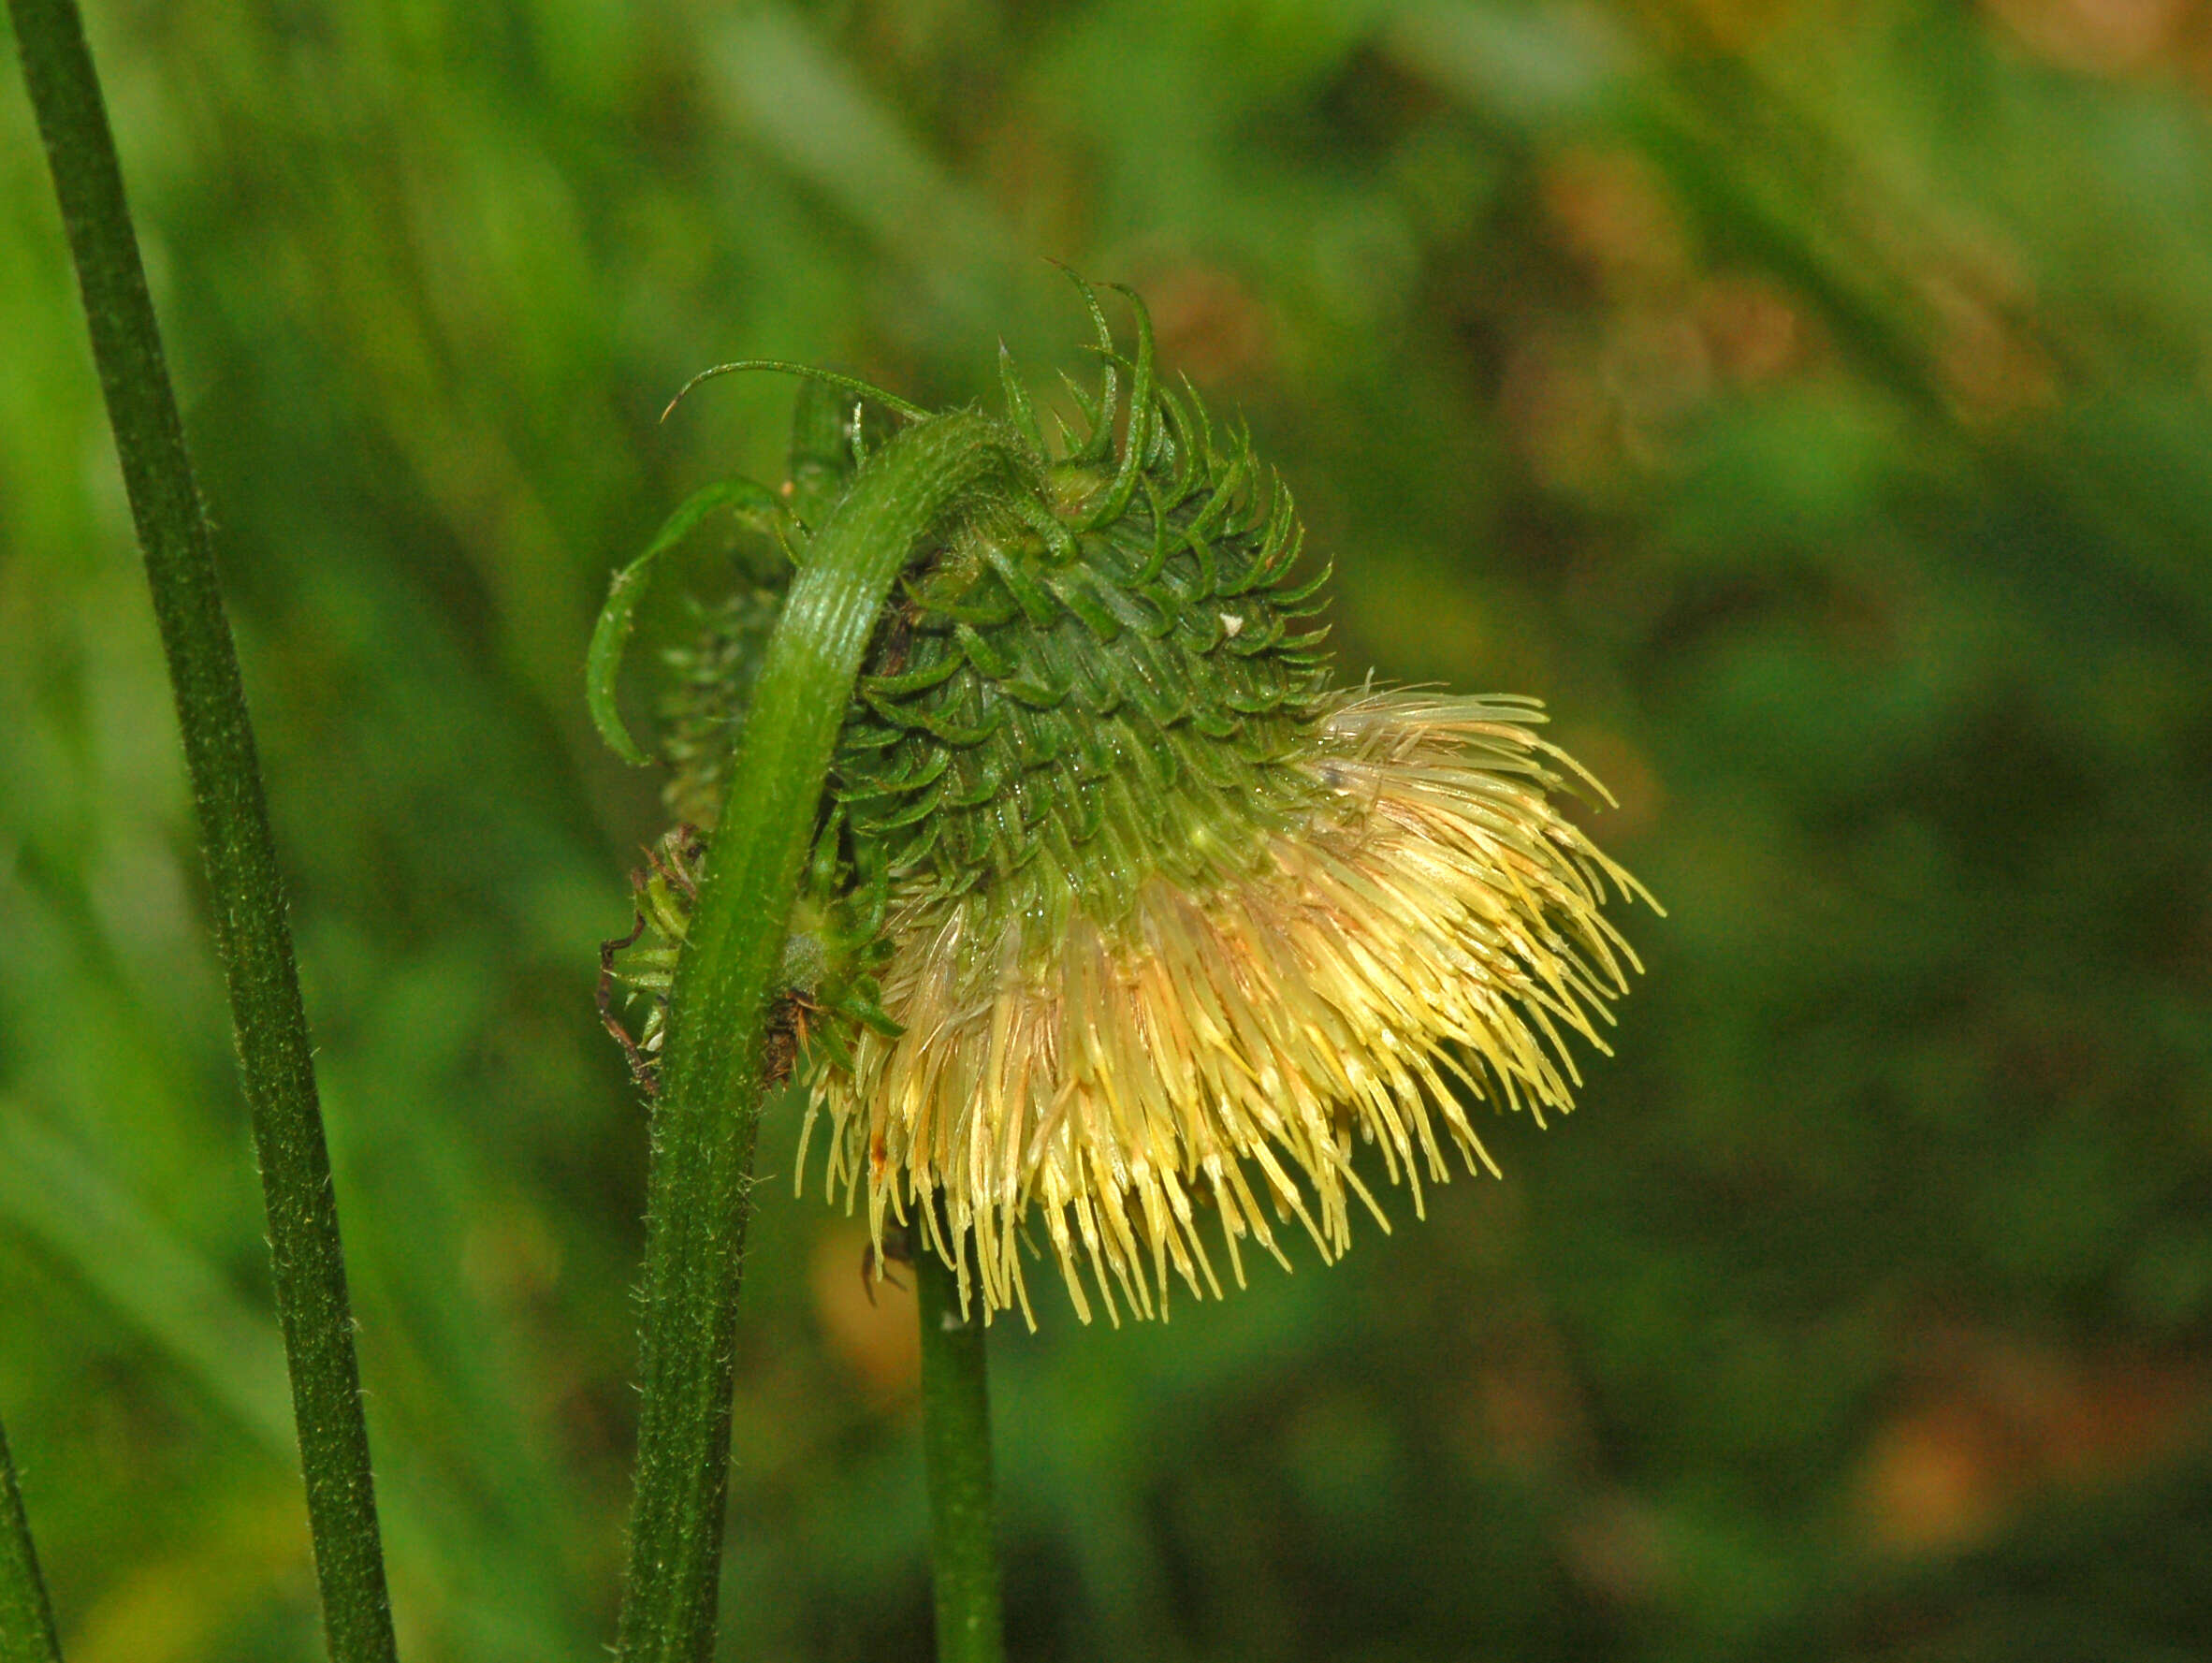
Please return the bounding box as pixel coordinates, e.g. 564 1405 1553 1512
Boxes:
6 0 2212 1657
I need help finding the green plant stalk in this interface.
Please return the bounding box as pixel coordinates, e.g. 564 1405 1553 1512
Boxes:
0 1414 63 1663
915 1240 1006 1663
7 3 397 1658
616 411 1021 1663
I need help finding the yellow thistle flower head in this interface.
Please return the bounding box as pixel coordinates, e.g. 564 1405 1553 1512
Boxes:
614 281 1655 1327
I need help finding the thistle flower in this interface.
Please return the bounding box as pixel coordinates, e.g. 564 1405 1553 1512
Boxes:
602 282 1653 1326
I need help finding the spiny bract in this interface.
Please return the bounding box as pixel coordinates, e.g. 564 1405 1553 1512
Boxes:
602 281 1654 1326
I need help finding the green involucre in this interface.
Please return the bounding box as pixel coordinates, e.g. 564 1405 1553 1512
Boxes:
621 287 1340 1063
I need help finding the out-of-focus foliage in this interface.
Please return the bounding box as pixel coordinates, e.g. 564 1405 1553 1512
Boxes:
4 0 2210 1657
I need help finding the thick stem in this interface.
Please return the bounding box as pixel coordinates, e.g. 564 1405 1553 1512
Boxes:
615 412 1022 1663
7 4 396 1658
916 1241 1006 1663
0 1415 63 1663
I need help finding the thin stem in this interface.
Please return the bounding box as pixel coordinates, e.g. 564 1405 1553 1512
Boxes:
7 4 397 1658
916 1240 1006 1663
616 412 1023 1663
0 1414 63 1663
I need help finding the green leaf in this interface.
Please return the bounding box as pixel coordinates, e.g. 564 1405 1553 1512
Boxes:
588 478 788 765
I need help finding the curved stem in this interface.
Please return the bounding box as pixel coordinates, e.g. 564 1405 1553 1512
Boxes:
0 1413 63 1663
616 412 1022 1663
916 1240 1005 1663
8 3 397 1658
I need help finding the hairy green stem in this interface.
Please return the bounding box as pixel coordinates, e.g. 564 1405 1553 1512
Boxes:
916 1240 1006 1663
7 3 397 1657
616 412 1022 1663
0 1415 63 1663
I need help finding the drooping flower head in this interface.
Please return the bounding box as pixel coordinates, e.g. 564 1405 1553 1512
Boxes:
604 282 1654 1325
